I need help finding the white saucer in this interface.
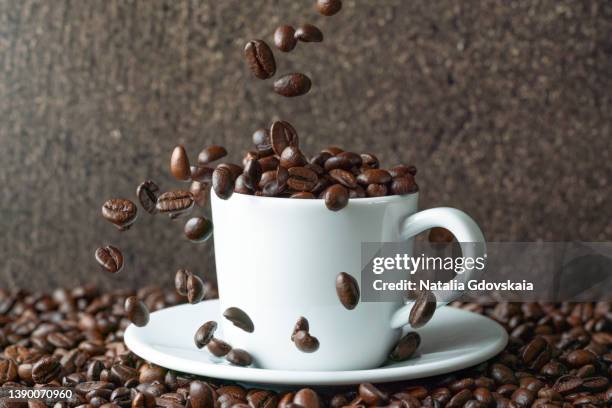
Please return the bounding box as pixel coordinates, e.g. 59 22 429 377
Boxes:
125 300 507 386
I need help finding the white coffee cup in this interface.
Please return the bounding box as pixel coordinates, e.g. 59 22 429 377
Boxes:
210 192 485 371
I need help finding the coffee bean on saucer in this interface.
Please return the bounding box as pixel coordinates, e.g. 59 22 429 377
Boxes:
324 184 349 211
243 158 262 190
366 183 387 197
207 338 232 357
223 307 255 333
95 245 123 273
197 146 228 165
270 120 299 156
32 356 62 384
187 274 206 304
170 145 191 181
389 331 421 362
359 383 388 406
136 180 159 214
295 24 323 42
293 330 319 353
409 290 437 328
244 40 276 80
212 165 235 200
274 73 312 97
174 269 192 296
391 175 418 195
291 317 309 341
252 128 273 156
184 217 213 243
125 296 150 327
194 321 217 349
102 198 138 230
274 25 297 52
429 227 454 244
156 191 194 217
335 272 360 310
316 0 342 16
226 349 253 367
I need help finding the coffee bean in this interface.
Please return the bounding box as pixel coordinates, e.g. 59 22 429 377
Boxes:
409 290 437 328
217 163 244 179
324 184 349 211
184 217 213 243
316 0 342 16
102 199 138 230
359 383 388 406
243 158 262 190
295 24 323 42
270 120 299 156
110 363 137 385
223 307 255 333
170 145 191 181
390 164 417 177
391 175 418 195
274 73 312 97
360 153 379 169
511 388 535 407
198 146 228 165
174 269 191 296
190 381 215 408
156 191 194 217
324 155 353 171
291 317 309 341
389 331 421 362
366 183 387 197
293 330 319 353
0 358 18 383
348 185 366 198
294 388 320 408
124 296 149 327
335 272 360 310
357 169 392 185
235 175 253 195
207 338 232 357
190 165 214 183
287 166 318 191
194 321 217 349
566 349 597 367
290 192 315 199
190 181 209 207
133 391 156 408
262 180 284 197
329 169 357 189
280 146 308 169
244 40 276 80
274 25 297 52
32 356 62 384
212 166 236 200
187 274 205 304
491 363 518 385
252 128 273 156
522 337 552 370
226 349 253 367
95 246 123 273
310 152 332 167
136 180 159 214
428 227 454 244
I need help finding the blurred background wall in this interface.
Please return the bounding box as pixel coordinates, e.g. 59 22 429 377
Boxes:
1 0 611 290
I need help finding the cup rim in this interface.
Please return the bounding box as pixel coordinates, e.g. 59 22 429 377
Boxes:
212 191 419 207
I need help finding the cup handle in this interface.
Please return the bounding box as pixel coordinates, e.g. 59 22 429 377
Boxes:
389 207 486 329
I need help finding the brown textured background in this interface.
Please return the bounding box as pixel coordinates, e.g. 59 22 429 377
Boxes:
1 0 611 290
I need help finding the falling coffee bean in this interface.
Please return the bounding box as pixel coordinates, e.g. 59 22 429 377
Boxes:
102 198 138 230
335 272 360 310
124 296 150 327
95 245 123 273
293 330 320 353
226 349 253 367
136 180 159 214
187 274 206 304
316 0 342 16
223 307 255 333
212 165 235 200
207 338 232 357
291 317 309 341
194 321 217 349
190 180 209 207
389 331 421 362
274 73 312 97
184 217 213 243
409 290 437 328
198 145 228 165
274 25 297 52
174 269 192 296
156 191 194 217
244 39 276 80
295 24 324 42
170 145 191 181
429 227 454 243
324 184 349 211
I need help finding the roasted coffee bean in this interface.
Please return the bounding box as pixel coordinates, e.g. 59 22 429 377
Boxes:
348 185 366 198
293 330 319 353
133 391 156 408
259 156 280 173
274 73 312 97
110 363 137 385
316 0 342 16
136 180 159 214
336 151 362 167
156 191 194 217
324 155 353 171
259 171 276 189
566 349 597 367
190 181 209 207
294 388 320 408
310 152 332 167
184 217 213 243
291 317 309 341
186 274 205 304
174 269 191 296
32 356 62 384
390 165 417 177
280 146 308 168
124 296 149 327
194 321 217 349
274 25 297 52
270 120 299 156
276 165 290 188
329 169 357 189
491 363 518 385
95 246 123 273
190 165 214 183
324 184 349 211
511 388 535 407
102 199 138 230
522 337 551 370
287 166 318 191
226 349 253 367
235 174 253 195
357 169 392 185
366 183 387 197
409 290 436 328
198 145 228 165
223 307 255 333
262 180 284 197
295 24 323 42
359 383 388 406
0 358 18 383
290 192 315 199
207 338 232 357
428 227 454 244
189 381 214 408
243 158 262 190
244 39 276 80
253 128 273 155
389 331 421 362
170 145 191 181
212 165 235 200
335 272 360 310
391 175 418 195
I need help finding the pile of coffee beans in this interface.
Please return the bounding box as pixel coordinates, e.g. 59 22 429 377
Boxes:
1 285 609 407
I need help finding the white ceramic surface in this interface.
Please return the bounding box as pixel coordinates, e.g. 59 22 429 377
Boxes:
210 193 485 370
124 300 507 386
